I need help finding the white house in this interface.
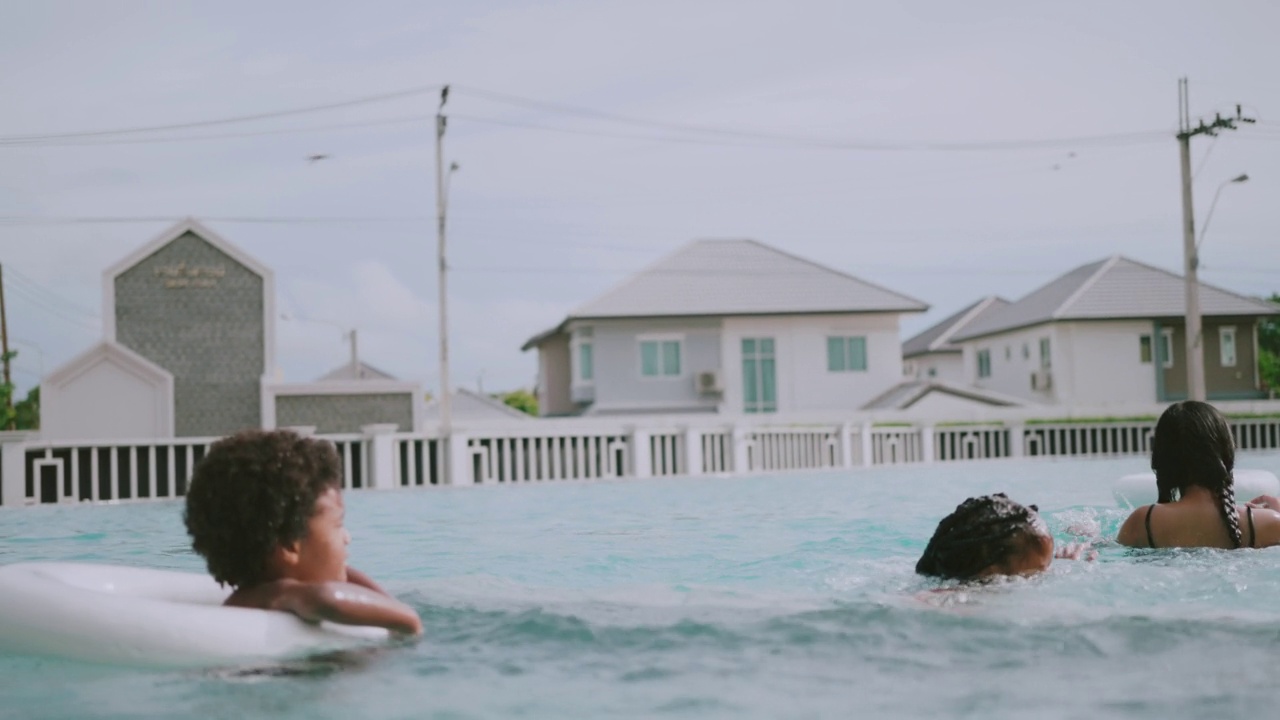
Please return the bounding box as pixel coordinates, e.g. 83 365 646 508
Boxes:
949 255 1279 406
522 239 928 416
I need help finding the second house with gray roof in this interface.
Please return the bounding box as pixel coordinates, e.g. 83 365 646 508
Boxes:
949 255 1279 406
522 239 928 417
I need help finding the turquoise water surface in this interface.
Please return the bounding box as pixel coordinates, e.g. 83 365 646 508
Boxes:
3 452 1280 719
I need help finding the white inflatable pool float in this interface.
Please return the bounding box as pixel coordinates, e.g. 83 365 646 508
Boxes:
1113 469 1280 508
0 562 390 668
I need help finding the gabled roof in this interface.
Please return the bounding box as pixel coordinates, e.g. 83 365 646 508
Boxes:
45 340 174 388
102 217 272 284
902 296 1010 358
317 360 397 382
422 389 532 421
524 239 927 348
571 239 927 319
953 255 1280 342
861 379 1023 410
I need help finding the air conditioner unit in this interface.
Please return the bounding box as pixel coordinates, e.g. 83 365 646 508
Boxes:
1031 370 1053 391
696 370 724 395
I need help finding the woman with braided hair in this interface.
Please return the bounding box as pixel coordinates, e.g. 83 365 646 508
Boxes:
1117 400 1280 549
917 493 1092 581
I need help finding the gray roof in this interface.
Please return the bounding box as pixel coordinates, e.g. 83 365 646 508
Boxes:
953 255 1280 341
570 239 928 320
902 296 1010 358
861 379 1022 410
423 388 532 421
317 360 397 382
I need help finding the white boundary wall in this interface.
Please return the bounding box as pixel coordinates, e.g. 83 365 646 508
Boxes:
3 400 1280 507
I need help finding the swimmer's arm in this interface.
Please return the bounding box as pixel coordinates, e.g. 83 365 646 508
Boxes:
238 580 423 635
1115 507 1147 548
1248 507 1280 548
344 566 388 596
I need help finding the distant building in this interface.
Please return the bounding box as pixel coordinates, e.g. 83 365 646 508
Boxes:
522 239 928 416
42 219 423 440
949 255 1280 405
902 296 1010 383
422 389 533 424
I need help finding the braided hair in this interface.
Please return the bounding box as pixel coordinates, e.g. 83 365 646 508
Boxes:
1151 400 1240 547
916 493 1044 580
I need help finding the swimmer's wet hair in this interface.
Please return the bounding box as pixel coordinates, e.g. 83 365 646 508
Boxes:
1151 400 1240 547
184 429 342 588
916 493 1041 580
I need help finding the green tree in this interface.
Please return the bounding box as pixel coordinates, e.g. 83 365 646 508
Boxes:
1261 293 1280 394
0 350 15 430
497 388 538 416
14 385 38 430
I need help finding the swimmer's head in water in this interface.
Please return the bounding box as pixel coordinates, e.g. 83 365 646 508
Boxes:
915 493 1053 581
185 429 343 588
1151 400 1241 547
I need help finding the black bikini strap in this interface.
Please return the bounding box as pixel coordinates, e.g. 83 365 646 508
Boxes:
1144 504 1156 549
1248 505 1257 549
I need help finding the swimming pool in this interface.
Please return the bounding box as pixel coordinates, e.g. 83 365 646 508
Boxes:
4 451 1280 719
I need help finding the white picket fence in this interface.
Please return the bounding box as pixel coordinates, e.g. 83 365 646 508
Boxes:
3 414 1280 507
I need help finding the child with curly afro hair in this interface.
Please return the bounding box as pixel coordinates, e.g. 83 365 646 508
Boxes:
917 493 1092 581
184 429 421 635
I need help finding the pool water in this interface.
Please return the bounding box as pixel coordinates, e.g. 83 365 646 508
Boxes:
4 452 1280 719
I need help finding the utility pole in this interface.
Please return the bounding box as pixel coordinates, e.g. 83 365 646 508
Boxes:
1176 77 1254 402
435 85 454 479
0 264 12 429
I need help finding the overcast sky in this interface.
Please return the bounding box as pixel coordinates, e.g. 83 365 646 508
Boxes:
2 1 1278 396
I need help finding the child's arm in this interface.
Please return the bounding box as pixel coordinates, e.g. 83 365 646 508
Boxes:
344 566 388 596
232 580 423 635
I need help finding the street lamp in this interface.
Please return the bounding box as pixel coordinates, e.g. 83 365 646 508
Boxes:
1195 173 1249 264
1185 172 1249 401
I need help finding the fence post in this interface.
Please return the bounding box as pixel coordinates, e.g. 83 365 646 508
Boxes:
448 433 472 486
0 432 34 507
682 425 703 476
838 423 854 468
1009 423 1025 458
859 424 874 467
920 424 935 463
731 423 751 473
361 424 400 490
629 425 652 478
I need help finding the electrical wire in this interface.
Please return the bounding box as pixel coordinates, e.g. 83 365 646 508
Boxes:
0 85 443 144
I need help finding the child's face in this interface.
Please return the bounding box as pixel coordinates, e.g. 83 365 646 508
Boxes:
289 486 350 583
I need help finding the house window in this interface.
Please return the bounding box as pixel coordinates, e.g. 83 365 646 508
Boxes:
977 349 991 378
571 328 594 384
639 338 681 377
1005 346 1011 361
742 338 777 414
1039 338 1051 369
1022 343 1030 360
1139 334 1152 364
827 336 867 372
578 342 594 381
1159 328 1174 369
1220 326 1237 367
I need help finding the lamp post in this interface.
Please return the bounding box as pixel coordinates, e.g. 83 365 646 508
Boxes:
1185 172 1249 401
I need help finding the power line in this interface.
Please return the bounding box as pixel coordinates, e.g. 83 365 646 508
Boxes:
0 81 1168 153
453 85 1169 152
4 269 99 318
0 115 433 148
0 215 431 226
0 85 442 144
